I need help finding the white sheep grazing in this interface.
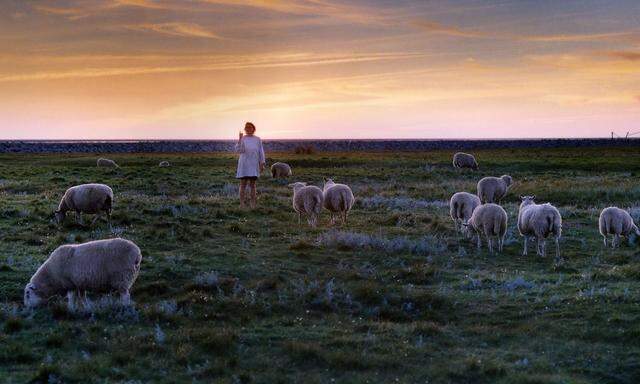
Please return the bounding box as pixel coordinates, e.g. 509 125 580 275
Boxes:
55 183 113 228
477 175 513 203
599 206 640 248
452 152 478 170
271 162 292 178
517 195 562 258
289 182 323 227
322 178 355 225
24 238 142 309
97 158 119 168
159 161 170 167
463 203 507 253
449 192 481 236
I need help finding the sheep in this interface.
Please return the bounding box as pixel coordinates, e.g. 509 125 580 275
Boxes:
462 203 507 253
24 238 142 309
159 161 170 167
97 158 119 168
55 183 113 228
449 192 481 236
477 175 513 203
517 195 562 258
452 152 478 170
599 206 640 248
271 162 292 178
322 178 355 225
288 182 323 227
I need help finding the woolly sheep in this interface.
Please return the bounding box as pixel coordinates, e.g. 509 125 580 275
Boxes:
599 206 640 248
159 161 170 167
289 182 323 227
463 203 507 253
271 162 292 178
452 152 478 170
477 175 513 203
97 158 119 168
322 178 355 225
517 195 562 258
449 192 481 236
24 238 142 309
55 183 113 228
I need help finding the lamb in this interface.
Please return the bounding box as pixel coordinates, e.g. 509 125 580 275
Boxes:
449 192 481 236
517 195 562 258
97 158 119 168
598 206 640 248
289 182 323 227
271 162 292 178
55 183 113 228
463 203 507 253
159 161 170 167
322 178 355 225
24 238 142 309
452 152 478 170
477 175 513 203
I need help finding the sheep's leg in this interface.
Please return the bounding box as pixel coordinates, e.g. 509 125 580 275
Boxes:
107 211 112 231
555 237 560 259
536 237 542 256
67 291 77 311
602 236 607 247
342 211 347 225
613 234 620 249
91 213 102 227
476 233 481 250
499 236 504 252
523 237 528 256
486 235 493 254
75 212 84 225
119 290 131 306
297 212 301 225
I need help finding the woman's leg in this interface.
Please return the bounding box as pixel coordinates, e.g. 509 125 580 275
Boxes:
249 179 257 208
239 179 248 208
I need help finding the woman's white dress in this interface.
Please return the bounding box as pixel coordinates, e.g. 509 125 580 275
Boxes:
235 135 265 178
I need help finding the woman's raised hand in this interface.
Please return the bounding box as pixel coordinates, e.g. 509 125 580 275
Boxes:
238 131 244 141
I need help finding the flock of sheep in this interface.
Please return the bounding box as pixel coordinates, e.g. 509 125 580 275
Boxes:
21 152 640 311
450 152 640 257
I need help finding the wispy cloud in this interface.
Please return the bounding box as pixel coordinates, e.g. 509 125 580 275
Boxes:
412 21 486 38
127 22 223 39
604 51 640 61
0 52 426 82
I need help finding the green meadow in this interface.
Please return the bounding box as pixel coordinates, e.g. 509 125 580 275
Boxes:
1 147 639 383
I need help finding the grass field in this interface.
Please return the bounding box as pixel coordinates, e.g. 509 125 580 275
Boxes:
1 147 640 383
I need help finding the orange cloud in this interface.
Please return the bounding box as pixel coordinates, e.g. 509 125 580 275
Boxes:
127 22 224 39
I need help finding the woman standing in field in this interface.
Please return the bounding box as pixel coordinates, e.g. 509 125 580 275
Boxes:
235 122 265 208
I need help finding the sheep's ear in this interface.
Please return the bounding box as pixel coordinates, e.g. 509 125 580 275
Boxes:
287 183 295 188
531 195 536 200
519 195 525 200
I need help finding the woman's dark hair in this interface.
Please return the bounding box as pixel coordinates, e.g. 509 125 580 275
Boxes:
245 122 256 133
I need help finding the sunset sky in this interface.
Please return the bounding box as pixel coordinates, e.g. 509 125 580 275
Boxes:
1 0 639 139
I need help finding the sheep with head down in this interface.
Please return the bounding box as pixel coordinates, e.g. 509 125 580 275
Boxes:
289 182 323 227
97 158 119 168
463 203 507 253
24 238 142 309
599 206 640 248
477 175 513 204
452 152 478 170
517 195 562 258
159 161 170 167
322 178 355 225
271 162 292 178
449 192 481 237
55 183 113 229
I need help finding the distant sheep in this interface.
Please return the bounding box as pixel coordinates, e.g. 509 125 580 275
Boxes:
452 152 478 170
271 162 292 178
517 196 562 258
322 178 355 225
477 175 513 203
449 192 481 236
97 158 119 168
599 206 640 248
463 203 507 253
159 161 170 167
24 238 142 309
55 183 113 228
289 182 323 227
